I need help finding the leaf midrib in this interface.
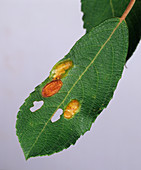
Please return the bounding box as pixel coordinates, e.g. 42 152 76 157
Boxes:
26 19 122 159
110 0 115 17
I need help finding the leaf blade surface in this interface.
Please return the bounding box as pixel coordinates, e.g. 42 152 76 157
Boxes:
81 0 141 60
16 18 128 160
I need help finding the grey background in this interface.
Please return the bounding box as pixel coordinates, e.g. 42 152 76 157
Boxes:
0 0 141 170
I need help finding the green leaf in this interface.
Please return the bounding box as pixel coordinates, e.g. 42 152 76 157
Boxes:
81 0 141 60
16 18 128 160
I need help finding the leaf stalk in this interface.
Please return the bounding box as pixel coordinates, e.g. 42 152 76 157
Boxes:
120 0 136 22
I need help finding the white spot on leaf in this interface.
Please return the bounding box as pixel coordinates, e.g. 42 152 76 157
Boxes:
30 101 44 112
51 109 63 123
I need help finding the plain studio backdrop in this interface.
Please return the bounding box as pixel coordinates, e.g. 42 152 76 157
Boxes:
0 0 141 170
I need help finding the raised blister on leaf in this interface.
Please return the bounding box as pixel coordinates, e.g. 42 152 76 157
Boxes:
64 99 80 119
42 80 63 97
51 59 73 80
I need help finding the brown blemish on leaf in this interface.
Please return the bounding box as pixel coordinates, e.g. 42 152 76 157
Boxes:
64 99 80 119
42 80 63 97
51 60 73 80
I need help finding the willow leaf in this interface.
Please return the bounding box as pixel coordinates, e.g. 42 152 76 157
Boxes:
16 18 128 160
81 0 141 60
